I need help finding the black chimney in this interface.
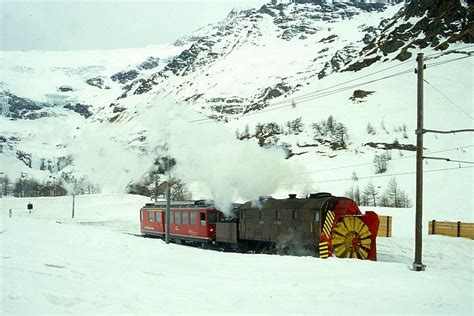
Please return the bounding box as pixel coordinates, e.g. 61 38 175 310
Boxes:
308 192 332 199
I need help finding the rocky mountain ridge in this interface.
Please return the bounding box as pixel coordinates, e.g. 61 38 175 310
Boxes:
0 0 472 197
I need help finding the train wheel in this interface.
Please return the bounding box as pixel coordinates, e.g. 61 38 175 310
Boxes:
332 216 372 259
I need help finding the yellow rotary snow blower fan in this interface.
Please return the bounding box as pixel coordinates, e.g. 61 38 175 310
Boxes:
319 209 379 261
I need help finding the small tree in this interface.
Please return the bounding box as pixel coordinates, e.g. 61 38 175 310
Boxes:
377 193 390 207
366 122 376 135
286 117 304 135
327 115 335 134
373 152 391 174
362 181 378 206
333 122 348 148
1 175 10 196
312 115 349 149
345 185 360 205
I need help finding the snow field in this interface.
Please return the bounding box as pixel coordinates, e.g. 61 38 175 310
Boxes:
1 194 473 314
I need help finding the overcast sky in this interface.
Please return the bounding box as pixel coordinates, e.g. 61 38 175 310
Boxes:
0 0 268 51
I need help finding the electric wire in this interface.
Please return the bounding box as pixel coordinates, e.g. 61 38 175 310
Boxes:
423 44 474 60
195 68 414 124
189 48 473 125
423 157 474 164
423 78 473 120
282 165 474 186
286 144 474 176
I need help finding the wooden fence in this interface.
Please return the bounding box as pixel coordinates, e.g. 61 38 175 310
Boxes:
377 216 392 237
428 220 474 240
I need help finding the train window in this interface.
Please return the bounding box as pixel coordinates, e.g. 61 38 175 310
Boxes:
170 211 174 224
148 211 155 223
175 212 181 225
156 212 162 223
314 211 320 222
259 210 263 220
293 210 299 220
190 212 196 225
275 210 281 220
208 213 217 224
182 212 189 225
200 213 206 226
240 211 245 220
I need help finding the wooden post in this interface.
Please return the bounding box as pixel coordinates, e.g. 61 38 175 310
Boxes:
72 194 75 219
414 53 426 271
457 221 461 237
386 216 390 237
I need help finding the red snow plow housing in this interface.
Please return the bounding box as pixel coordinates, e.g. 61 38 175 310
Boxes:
318 198 379 261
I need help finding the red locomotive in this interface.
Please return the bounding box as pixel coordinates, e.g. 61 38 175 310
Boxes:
140 200 222 245
139 193 380 260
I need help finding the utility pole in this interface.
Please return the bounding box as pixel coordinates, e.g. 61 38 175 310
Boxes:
414 53 426 272
165 157 171 244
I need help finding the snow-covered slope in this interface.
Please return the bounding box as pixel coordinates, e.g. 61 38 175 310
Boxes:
1 194 473 314
1 0 473 213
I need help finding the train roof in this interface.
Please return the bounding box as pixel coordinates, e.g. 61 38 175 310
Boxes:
239 193 346 211
142 199 215 209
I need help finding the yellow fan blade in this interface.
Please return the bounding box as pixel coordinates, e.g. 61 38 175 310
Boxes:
343 217 355 231
357 247 368 259
332 236 346 246
334 245 346 257
354 218 364 233
360 238 372 247
334 223 350 236
359 230 372 239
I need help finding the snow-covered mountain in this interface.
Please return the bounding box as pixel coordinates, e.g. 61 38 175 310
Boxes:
1 0 472 213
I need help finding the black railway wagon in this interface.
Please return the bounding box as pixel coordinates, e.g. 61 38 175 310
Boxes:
216 193 335 255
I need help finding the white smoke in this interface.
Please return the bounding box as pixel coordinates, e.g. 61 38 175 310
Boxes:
67 99 308 212
140 100 307 213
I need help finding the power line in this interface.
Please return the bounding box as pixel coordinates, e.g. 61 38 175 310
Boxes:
423 45 474 61
189 62 416 124
425 54 473 69
423 78 473 120
190 49 473 125
286 144 474 176
282 165 474 186
214 68 414 122
423 156 474 164
423 128 474 134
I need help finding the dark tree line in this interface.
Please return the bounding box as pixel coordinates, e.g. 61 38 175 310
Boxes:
1 174 100 197
1 174 67 197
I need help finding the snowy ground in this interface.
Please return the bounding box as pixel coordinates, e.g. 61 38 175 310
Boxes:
1 194 472 315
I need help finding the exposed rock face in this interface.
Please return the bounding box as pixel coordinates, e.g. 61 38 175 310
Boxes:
0 91 51 120
111 70 139 84
113 1 390 116
138 57 160 70
16 150 32 167
350 89 375 102
318 45 359 79
365 141 416 151
86 77 110 89
64 103 93 119
347 0 473 68
58 85 73 92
